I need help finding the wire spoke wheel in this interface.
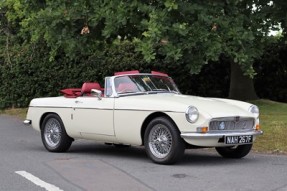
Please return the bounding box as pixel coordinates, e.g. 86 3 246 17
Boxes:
148 124 173 159
41 114 73 152
44 118 62 148
144 117 185 164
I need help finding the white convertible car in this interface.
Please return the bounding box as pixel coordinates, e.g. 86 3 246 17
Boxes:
24 70 263 164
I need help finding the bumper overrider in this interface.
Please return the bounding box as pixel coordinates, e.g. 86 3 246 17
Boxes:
181 130 263 147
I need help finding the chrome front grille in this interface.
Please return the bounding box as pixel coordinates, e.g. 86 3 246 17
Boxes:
209 117 254 131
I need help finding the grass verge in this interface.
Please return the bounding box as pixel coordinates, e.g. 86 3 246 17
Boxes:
0 108 27 120
251 99 287 154
1 99 286 154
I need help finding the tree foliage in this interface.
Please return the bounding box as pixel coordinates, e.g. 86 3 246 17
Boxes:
1 0 286 107
254 42 287 102
2 0 275 75
267 0 287 39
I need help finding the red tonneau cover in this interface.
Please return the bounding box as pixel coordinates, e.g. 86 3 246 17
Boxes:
60 82 103 98
60 88 81 98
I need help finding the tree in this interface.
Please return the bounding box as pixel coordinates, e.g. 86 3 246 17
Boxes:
1 0 276 100
129 0 272 100
267 0 287 39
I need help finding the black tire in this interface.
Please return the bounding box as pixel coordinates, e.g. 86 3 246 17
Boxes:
41 114 73 152
215 144 253 159
144 117 185 164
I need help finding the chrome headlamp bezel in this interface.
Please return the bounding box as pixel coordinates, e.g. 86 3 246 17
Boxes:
185 106 199 123
248 105 259 118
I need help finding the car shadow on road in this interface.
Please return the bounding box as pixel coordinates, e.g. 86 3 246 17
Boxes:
180 149 257 166
68 142 148 160
65 141 257 166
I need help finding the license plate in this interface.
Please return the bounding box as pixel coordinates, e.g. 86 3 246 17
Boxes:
225 135 253 144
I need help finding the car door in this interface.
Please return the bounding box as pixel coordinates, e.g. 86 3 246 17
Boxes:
71 96 115 137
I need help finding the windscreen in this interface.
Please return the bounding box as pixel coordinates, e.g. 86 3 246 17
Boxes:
114 75 180 94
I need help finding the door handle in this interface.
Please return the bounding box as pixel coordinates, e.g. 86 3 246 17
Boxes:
75 100 83 104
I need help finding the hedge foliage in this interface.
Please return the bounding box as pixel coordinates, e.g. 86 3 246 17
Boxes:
0 41 229 108
254 44 287 103
0 41 286 109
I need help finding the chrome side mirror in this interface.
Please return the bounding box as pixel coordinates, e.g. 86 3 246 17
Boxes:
91 89 102 100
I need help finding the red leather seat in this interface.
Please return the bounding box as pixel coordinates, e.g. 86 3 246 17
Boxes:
81 82 102 96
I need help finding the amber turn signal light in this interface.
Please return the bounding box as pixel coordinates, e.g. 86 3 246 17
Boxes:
197 127 208 133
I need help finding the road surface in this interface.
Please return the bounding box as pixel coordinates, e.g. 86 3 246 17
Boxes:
1 115 287 191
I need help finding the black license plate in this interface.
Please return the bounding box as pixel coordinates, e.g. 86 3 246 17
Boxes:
225 135 253 144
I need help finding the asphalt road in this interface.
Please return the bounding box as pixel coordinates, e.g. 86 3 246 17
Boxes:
1 115 287 191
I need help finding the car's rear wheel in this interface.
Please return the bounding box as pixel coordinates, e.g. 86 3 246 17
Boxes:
144 117 185 164
41 114 73 152
215 144 253 158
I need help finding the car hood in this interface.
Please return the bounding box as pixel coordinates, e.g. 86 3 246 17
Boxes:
115 93 254 118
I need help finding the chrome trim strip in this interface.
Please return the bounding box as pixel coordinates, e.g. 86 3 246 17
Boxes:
181 130 263 139
115 109 183 113
29 106 113 110
28 106 183 113
23 119 31 125
74 108 114 110
29 106 73 109
29 106 114 111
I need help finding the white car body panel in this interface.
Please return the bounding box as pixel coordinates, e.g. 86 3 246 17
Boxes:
71 97 115 136
25 73 262 148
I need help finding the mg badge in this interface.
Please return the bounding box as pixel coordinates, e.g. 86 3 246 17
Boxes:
219 122 225 130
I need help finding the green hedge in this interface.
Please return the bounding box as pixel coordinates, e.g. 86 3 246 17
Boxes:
0 42 161 108
254 43 287 103
0 41 231 109
2 41 286 109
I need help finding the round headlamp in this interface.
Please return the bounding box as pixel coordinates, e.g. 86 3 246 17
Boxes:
248 105 259 118
185 106 199 123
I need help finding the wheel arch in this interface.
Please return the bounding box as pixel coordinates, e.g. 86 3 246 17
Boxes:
39 112 73 152
140 112 179 145
39 112 58 130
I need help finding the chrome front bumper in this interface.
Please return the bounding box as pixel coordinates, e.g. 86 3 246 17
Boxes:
181 130 263 147
181 130 263 139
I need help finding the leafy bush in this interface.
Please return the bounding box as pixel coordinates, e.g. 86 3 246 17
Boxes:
0 41 157 108
0 40 231 108
254 43 287 103
1 40 286 109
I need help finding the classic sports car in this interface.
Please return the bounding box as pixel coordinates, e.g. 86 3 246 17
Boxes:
24 70 263 164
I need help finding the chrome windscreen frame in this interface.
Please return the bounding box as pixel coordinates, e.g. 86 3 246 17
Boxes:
106 73 181 98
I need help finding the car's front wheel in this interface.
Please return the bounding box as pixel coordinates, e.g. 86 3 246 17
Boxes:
215 144 253 158
144 117 185 164
41 114 73 152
